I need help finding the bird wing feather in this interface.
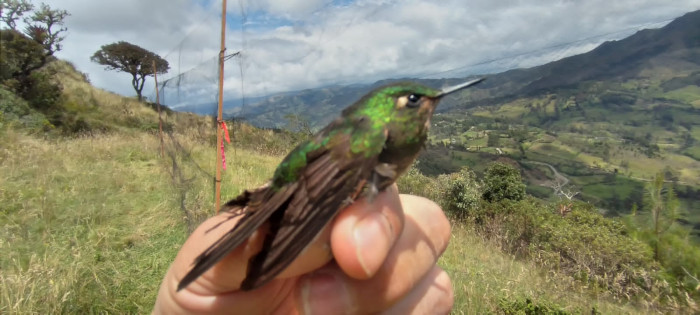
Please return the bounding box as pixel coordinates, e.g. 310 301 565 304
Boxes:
178 118 386 291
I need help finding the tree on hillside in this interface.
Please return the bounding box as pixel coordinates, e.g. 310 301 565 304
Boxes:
445 167 482 218
22 2 69 56
1 0 69 56
91 41 169 101
0 1 67 113
0 0 33 30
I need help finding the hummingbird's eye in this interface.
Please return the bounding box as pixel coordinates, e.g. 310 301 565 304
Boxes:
406 94 422 107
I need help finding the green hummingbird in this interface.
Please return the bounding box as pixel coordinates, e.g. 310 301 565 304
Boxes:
177 78 484 292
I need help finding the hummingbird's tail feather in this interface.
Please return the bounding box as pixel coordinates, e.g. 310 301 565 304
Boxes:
176 183 298 292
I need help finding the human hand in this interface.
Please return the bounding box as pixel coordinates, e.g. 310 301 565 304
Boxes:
153 184 453 314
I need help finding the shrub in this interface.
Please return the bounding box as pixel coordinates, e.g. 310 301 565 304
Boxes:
482 162 526 202
397 162 437 197
20 70 62 112
0 85 51 131
397 164 483 220
442 167 481 219
468 197 659 300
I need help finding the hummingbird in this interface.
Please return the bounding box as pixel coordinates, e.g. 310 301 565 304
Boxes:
177 78 485 292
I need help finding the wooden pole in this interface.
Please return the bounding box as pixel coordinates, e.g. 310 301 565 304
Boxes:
215 0 227 213
152 60 164 158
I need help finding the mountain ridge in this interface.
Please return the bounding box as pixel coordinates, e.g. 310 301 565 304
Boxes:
218 9 700 128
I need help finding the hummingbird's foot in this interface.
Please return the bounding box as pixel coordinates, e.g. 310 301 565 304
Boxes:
373 163 397 178
367 176 379 203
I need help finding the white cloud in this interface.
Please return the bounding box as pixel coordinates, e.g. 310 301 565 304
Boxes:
37 0 700 107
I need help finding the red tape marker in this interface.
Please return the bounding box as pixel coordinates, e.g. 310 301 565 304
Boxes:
221 139 226 170
222 121 231 144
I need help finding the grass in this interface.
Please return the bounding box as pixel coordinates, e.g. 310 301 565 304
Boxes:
691 127 700 142
441 223 646 314
578 176 644 206
0 129 178 313
663 86 700 105
0 126 280 313
684 146 700 161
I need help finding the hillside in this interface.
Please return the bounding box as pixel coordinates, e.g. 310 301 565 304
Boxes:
425 10 700 220
224 10 700 126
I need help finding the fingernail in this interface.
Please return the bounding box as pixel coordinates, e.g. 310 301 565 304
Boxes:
353 211 392 277
302 271 351 315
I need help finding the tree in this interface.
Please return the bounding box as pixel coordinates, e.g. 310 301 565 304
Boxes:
1 1 68 56
91 41 169 101
482 162 526 202
0 0 33 31
22 2 69 56
0 28 45 80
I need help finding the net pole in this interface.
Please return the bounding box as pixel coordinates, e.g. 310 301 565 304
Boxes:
215 0 227 213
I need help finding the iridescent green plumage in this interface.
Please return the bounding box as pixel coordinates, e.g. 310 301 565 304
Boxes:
178 79 484 292
273 83 440 187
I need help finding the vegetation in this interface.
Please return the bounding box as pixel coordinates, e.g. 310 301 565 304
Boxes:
482 162 526 202
0 0 69 56
91 41 169 101
401 164 699 313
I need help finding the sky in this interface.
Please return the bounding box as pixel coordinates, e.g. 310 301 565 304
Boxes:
34 0 700 109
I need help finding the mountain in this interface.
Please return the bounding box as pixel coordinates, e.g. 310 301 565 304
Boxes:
223 10 700 128
416 9 700 231
478 9 700 97
170 95 267 116
220 78 462 128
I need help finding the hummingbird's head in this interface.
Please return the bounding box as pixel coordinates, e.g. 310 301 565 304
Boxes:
354 78 484 176
386 78 485 129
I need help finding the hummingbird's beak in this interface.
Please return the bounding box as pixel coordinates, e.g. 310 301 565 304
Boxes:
436 78 485 98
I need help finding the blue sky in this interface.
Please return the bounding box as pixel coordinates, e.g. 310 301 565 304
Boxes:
38 0 700 108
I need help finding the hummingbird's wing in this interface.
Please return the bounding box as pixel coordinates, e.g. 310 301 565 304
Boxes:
175 181 299 291
241 140 377 290
178 118 386 291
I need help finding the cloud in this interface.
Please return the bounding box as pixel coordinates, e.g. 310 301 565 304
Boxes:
39 0 700 106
